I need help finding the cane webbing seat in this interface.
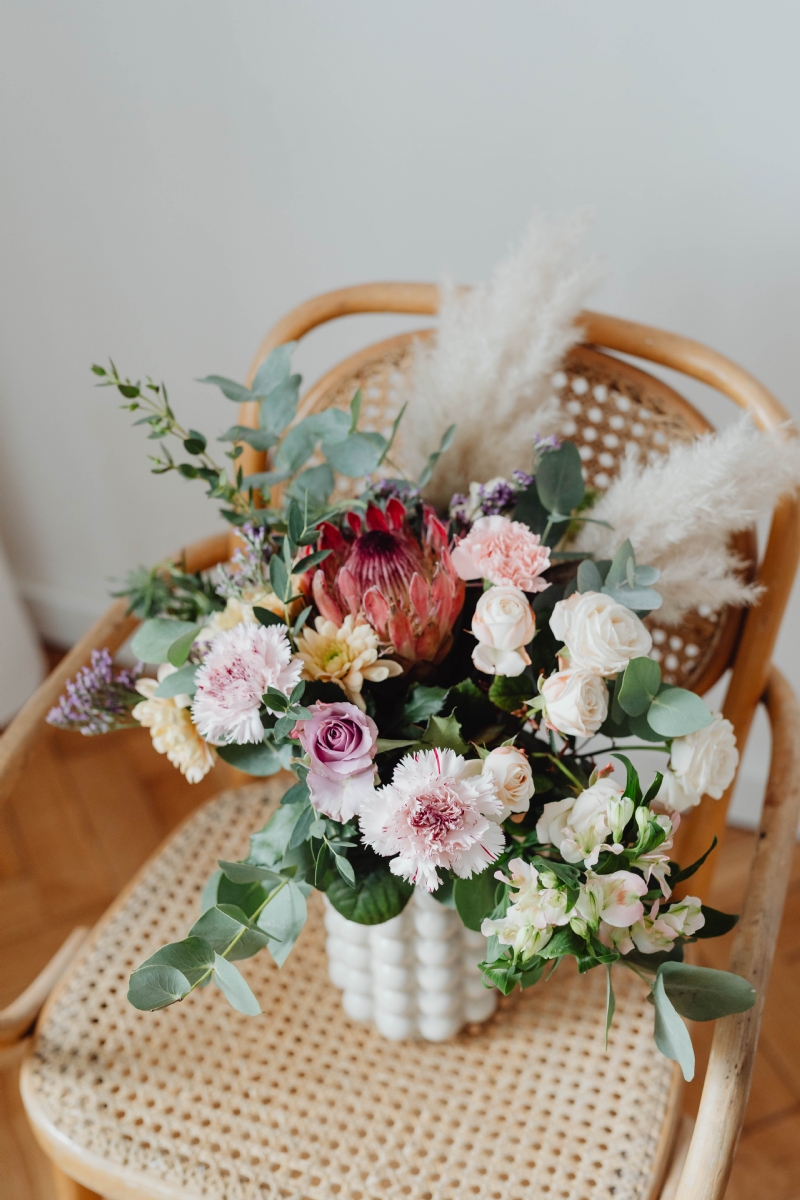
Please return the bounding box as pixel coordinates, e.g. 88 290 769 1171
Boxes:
23 782 679 1200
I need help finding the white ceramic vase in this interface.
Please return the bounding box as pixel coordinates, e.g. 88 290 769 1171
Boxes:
323 888 497 1042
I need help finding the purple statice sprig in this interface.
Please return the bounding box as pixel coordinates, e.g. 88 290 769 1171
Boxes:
47 649 144 737
215 522 274 601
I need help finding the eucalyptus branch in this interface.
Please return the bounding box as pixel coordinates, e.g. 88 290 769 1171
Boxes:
184 877 288 997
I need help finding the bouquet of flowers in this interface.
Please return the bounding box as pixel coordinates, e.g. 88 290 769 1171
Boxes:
50 343 757 1081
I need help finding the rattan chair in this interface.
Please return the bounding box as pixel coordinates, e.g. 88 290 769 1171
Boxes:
2 284 799 1200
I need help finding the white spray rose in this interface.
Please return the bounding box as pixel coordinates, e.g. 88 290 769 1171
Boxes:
659 713 739 813
550 590 652 677
471 586 536 677
541 668 609 737
481 746 535 819
631 897 705 954
535 778 633 867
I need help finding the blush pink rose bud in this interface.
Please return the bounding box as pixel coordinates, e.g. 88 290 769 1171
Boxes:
451 515 551 592
292 700 378 823
471 586 536 677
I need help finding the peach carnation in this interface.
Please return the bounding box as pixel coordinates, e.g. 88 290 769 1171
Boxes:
451 515 551 593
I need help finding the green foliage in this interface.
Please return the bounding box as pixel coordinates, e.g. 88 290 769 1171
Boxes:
153 664 197 698
453 870 499 932
417 713 469 754
113 562 223 622
617 656 662 717
488 671 535 713
647 686 713 737
600 540 663 612
535 440 585 516
695 906 739 939
257 879 308 966
658 962 756 1021
326 865 413 925
418 424 456 488
212 953 262 1015
130 618 200 665
189 904 270 961
652 970 696 1080
128 964 191 1011
400 684 449 728
216 739 295 776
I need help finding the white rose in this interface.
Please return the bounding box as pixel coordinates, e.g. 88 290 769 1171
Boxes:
471 586 536 678
481 746 534 819
541 668 608 737
659 713 739 813
550 590 652 677
631 896 705 954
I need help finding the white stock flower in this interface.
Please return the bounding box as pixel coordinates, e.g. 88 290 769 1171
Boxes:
549 590 652 677
631 896 705 955
359 748 505 892
535 779 633 867
541 668 608 737
471 586 536 678
481 858 571 960
659 714 739 813
575 870 648 929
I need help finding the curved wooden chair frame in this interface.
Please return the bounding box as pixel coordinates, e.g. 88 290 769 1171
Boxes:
2 284 799 1200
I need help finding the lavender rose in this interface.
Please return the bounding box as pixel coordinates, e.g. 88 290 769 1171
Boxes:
292 701 378 822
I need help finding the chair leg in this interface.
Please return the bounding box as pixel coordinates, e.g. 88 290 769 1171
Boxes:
51 1163 103 1200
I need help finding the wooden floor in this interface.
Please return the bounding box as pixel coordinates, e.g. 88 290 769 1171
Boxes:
1 700 799 1198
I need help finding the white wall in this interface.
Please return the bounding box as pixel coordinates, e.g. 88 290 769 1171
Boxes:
1 0 798 823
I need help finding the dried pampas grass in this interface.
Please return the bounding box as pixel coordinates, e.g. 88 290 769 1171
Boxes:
572 417 800 625
394 211 603 510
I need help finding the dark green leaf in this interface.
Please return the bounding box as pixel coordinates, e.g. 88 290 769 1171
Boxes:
326 867 413 925
537 926 586 961
127 963 190 1011
288 803 316 848
647 687 713 737
670 837 718 884
167 624 201 668
216 740 294 776
401 685 449 726
658 962 756 1022
535 441 585 515
269 554 289 599
628 710 666 742
298 548 332 571
212 953 261 1014
302 681 346 705
375 738 418 753
253 606 286 628
513 481 549 536
418 713 468 754
611 753 643 803
480 962 519 995
618 656 662 717
653 971 695 1080
695 906 739 939
488 672 535 713
453 870 499 932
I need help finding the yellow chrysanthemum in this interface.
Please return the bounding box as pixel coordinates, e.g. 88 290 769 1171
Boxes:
295 615 402 710
133 666 216 784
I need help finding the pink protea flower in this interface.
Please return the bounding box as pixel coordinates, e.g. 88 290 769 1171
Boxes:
192 622 302 745
303 500 465 669
450 515 551 592
359 747 505 892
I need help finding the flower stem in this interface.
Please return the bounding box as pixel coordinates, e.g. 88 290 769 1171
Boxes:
531 752 585 791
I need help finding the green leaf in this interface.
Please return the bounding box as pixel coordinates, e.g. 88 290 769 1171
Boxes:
535 441 585 515
183 433 207 455
259 375 301 436
251 343 295 397
189 903 269 960
537 926 586 961
446 678 497 735
200 869 222 913
302 681 346 705
218 860 284 886
252 606 286 628
287 463 335 506
652 971 695 1081
249 803 307 865
288 803 317 849
333 853 356 887
127 963 191 1011
375 738 418 753
453 870 498 932
304 407 351 443
323 431 386 477
628 710 666 742
326 868 413 925
275 420 318 474
257 879 308 966
488 672 535 713
212 953 262 1015
417 423 457 488
198 374 253 404
513 481 549 536
602 583 663 612
218 424 278 452
298 548 332 571
269 553 289 599
604 540 635 589
618 656 662 717
670 836 718 884
143 937 214 987
605 964 616 1049
280 779 309 806
401 685 449 726
216 739 294 776
610 753 643 803
480 962 519 995
167 624 201 667
419 713 468 754
154 664 198 698
695 906 740 939
349 387 363 432
647 687 714 737
577 559 603 593
130 618 200 664
658 962 756 1022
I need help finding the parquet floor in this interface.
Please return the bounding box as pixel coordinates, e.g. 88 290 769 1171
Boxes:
1 678 799 1198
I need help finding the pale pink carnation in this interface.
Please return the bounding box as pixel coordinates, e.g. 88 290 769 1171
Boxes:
359 747 505 892
192 622 302 745
451 515 551 592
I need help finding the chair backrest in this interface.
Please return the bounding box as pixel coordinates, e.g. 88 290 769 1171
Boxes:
235 284 798 886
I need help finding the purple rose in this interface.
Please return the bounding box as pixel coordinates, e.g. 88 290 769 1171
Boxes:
293 701 378 822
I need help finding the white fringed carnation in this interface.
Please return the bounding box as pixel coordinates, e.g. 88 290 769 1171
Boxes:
359 747 505 892
192 622 302 745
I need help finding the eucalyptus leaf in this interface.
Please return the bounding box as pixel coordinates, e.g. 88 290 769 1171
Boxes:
535 441 585 515
216 739 294 776
275 420 318 474
323 431 385 477
218 424 278 452
251 343 295 397
127 964 191 1011
130 618 200 665
144 937 215 987
652 971 695 1080
605 540 635 589
200 869 222 914
287 463 335 505
658 962 756 1021
647 687 714 737
189 903 269 960
417 424 456 488
250 803 307 864
259 375 301 435
257 879 308 966
212 953 262 1015
618 656 662 717
198 374 253 404
577 559 603 593
154 664 198 698
602 583 663 612
218 860 284 886
167 624 201 667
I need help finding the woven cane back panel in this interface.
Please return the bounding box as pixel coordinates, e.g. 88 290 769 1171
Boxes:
28 784 676 1200
297 334 746 694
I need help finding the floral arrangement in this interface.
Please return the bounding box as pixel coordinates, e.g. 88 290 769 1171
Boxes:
47 338 765 1083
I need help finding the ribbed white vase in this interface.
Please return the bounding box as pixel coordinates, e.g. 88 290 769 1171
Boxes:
323 888 497 1041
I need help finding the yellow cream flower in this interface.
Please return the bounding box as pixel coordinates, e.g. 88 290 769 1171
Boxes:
133 665 216 784
295 615 402 710
198 587 303 646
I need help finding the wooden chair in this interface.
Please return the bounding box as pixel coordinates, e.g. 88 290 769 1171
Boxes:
2 284 799 1200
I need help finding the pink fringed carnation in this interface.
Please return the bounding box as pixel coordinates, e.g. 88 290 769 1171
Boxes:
192 622 302 745
359 748 505 892
451 515 551 592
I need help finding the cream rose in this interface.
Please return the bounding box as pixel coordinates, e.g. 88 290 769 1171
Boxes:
659 713 739 813
471 586 536 677
541 668 608 737
549 590 652 677
481 746 534 819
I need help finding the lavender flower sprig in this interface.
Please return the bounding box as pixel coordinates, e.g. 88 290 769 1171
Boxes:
215 523 274 601
47 650 143 737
